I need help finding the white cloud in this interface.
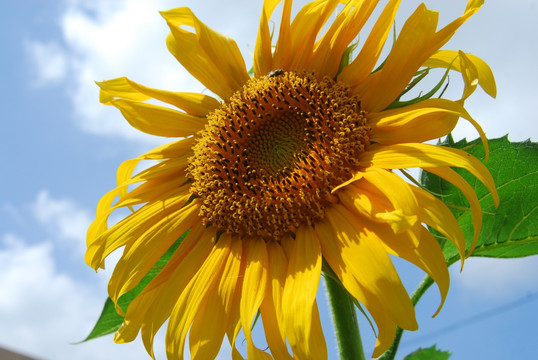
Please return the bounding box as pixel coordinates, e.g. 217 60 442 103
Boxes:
31 190 92 256
62 0 186 142
25 40 68 87
451 256 538 302
0 233 166 360
0 233 236 360
27 0 199 142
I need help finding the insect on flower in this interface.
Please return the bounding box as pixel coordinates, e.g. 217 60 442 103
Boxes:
267 69 285 78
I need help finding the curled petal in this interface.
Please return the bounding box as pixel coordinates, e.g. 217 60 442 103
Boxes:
309 0 380 77
108 99 206 137
339 0 401 88
97 77 220 116
359 1 482 112
253 0 282 76
424 50 497 98
273 0 339 71
360 143 499 207
161 7 250 99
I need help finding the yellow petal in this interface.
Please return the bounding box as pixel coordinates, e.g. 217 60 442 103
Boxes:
359 1 482 112
227 289 246 360
260 289 292 360
315 215 407 357
188 287 226 360
321 205 417 330
369 219 449 317
393 2 483 103
411 185 466 262
431 0 484 57
424 166 485 256
415 1 483 79
161 8 249 100
129 159 188 189
370 98 489 158
309 0 380 77
105 166 190 219
224 260 244 359
216 237 244 319
260 241 292 359
113 224 214 358
134 136 195 160
165 233 232 360
87 161 189 251
375 209 418 234
458 50 480 101
362 168 419 234
253 0 282 76
274 0 339 71
109 99 206 137
424 50 496 98
189 237 242 360
309 301 328 359
338 0 401 87
108 176 186 217
115 157 189 200
272 0 293 70
114 136 194 201
358 4 439 112
240 239 271 360
225 255 246 360
368 99 455 145
415 227 450 316
360 143 499 207
107 200 200 303
282 225 325 359
86 186 192 270
336 181 390 221
97 77 220 116
331 171 364 193
368 303 398 358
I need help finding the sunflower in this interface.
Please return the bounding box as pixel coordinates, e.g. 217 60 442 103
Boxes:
86 0 498 358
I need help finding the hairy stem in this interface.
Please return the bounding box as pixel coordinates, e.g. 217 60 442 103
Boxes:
325 275 366 360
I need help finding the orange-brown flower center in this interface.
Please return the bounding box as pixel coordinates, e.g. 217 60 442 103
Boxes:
188 71 370 240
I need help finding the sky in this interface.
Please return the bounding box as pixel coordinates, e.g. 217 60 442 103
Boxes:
1 0 537 359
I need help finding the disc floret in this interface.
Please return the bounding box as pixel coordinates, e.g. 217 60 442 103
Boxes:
188 71 370 239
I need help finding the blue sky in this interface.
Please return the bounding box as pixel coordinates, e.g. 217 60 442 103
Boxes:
1 0 537 359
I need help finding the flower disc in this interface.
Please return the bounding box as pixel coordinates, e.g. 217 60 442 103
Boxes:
189 71 371 239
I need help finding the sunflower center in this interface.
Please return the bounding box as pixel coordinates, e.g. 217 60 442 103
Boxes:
247 109 308 175
188 71 370 240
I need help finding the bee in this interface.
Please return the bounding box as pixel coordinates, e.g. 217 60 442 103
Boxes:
267 69 285 78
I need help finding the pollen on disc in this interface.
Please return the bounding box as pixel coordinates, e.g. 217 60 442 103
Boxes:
188 71 370 240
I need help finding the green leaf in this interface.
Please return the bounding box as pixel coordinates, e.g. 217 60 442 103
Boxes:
337 40 359 76
387 66 450 110
80 297 123 341
82 230 190 341
420 136 538 263
403 345 451 360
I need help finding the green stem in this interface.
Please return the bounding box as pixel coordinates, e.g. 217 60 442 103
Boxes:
325 275 366 360
379 275 435 360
